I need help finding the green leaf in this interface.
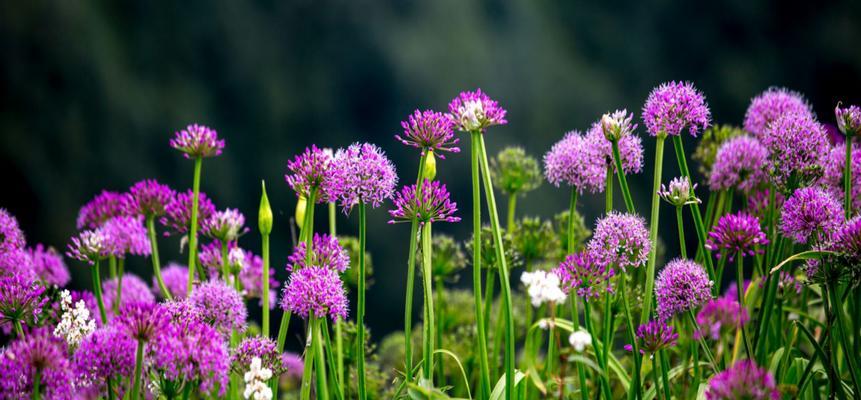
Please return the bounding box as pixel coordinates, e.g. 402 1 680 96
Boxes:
526 366 547 396
433 349 472 400
488 371 526 400
770 250 836 274
606 351 631 391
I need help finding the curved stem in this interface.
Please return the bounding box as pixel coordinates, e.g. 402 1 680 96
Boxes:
642 135 666 325
131 339 145 400
421 222 435 386
611 139 635 213
469 132 492 398
146 216 172 301
186 156 203 296
92 260 107 324
507 194 517 233
621 277 643 400
356 202 368 400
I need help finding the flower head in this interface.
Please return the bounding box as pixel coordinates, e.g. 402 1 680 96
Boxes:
101 274 156 315
0 248 34 281
154 263 189 300
284 145 334 200
286 233 350 273
243 357 274 400
821 143 861 214
586 120 644 174
73 326 135 396
588 212 650 271
281 352 304 382
0 329 74 399
28 244 69 287
160 190 217 236
101 216 151 258
642 81 711 137
490 147 543 196
0 274 46 329
693 125 745 180
834 216 861 263
781 186 843 244
746 188 785 220
706 212 768 260
77 190 126 230
239 251 278 308
281 266 348 321
706 360 779 400
659 176 700 207
520 270 568 306
0 209 25 254
325 143 398 212
695 297 749 341
396 109 459 156
554 251 615 300
388 179 460 225
232 336 286 375
53 290 95 349
148 316 230 396
836 103 861 137
625 320 678 355
763 112 829 189
744 87 813 140
543 131 605 193
709 135 769 193
170 123 225 159
600 109 638 141
447 88 508 132
203 208 248 242
568 330 592 352
124 179 176 217
114 302 169 341
66 229 108 264
189 280 247 335
655 259 713 320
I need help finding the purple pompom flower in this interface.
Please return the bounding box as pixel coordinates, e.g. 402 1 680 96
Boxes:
708 135 769 193
0 329 74 399
836 103 861 137
554 251 615 300
706 360 779 400
821 143 861 213
447 88 508 132
154 263 189 300
239 251 278 307
781 186 843 244
114 302 169 342
170 123 225 159
198 240 229 279
101 216 151 258
624 320 678 356
77 190 127 230
659 176 700 207
28 244 70 287
588 211 650 271
0 209 25 254
834 216 861 262
695 296 749 341
73 326 136 396
101 274 156 314
67 229 108 265
282 352 304 382
148 317 230 396
641 81 711 137
202 208 247 243
388 179 461 225
396 109 460 157
281 266 348 321
231 336 285 375
124 179 176 217
586 120 644 174
744 87 813 140
286 233 350 273
706 212 768 260
0 274 47 330
188 279 247 335
543 131 606 193
284 145 334 201
325 143 398 212
762 112 829 189
160 190 216 237
655 259 713 321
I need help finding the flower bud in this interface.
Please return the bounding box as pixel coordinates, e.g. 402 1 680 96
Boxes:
423 151 437 181
258 180 273 236
294 195 307 230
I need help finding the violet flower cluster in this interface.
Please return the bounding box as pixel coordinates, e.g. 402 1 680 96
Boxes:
744 87 813 140
780 186 843 244
706 360 779 400
447 88 508 132
396 109 460 156
624 320 678 356
388 179 461 225
695 296 749 341
641 81 711 137
286 233 350 273
555 251 615 301
706 212 768 260
284 144 333 201
587 211 650 271
708 135 769 193
325 142 398 212
654 259 713 321
169 123 225 159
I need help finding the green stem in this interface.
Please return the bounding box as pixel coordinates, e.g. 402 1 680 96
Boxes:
658 350 671 400
314 317 330 400
846 135 853 218
32 369 41 400
147 216 172 301
507 194 517 233
582 300 611 399
435 276 445 387
566 188 590 400
686 310 719 372
92 260 107 324
271 310 292 396
827 283 861 392
186 156 203 296
611 139 636 213
262 233 270 336
356 202 368 400
641 134 666 325
116 259 124 314
621 277 643 400
421 222 435 385
606 165 614 213
301 322 315 400
328 200 342 398
754 237 784 361
403 152 428 383
13 320 24 338
735 254 753 360
469 132 492 398
676 207 687 259
221 241 230 283
131 339 145 400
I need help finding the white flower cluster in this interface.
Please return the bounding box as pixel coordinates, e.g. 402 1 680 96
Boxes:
520 270 567 307
243 357 273 400
53 290 96 348
568 329 592 352
458 100 486 131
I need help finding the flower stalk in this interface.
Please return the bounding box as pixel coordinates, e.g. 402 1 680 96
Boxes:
186 156 203 295
469 132 492 397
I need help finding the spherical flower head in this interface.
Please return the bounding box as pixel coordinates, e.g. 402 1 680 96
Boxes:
115 301 169 342
695 297 749 341
239 251 278 308
284 145 334 201
706 212 768 260
231 336 286 375
153 262 189 300
280 266 348 321
642 81 711 137
447 88 508 132
781 186 843 244
189 279 247 335
588 211 650 271
586 120 644 174
601 109 638 141
198 240 228 278
101 216 151 258
763 112 829 189
396 109 460 156
706 360 779 400
286 233 350 273
149 317 230 396
281 352 304 382
73 326 135 396
76 190 127 230
520 270 568 307
746 188 785 220
490 147 543 196
325 143 398 212
124 179 176 217
655 259 713 320
836 103 861 137
66 229 108 264
625 320 678 355
709 135 769 193
101 274 156 315
28 244 69 287
170 123 225 159
568 329 592 352
429 234 468 279
388 179 461 225
821 143 861 213
744 87 813 140
835 217 861 264
659 176 700 207
0 247 35 282
160 190 216 236
543 131 606 193
203 208 247 242
0 209 25 254
0 329 74 399
554 251 615 301
0 274 47 328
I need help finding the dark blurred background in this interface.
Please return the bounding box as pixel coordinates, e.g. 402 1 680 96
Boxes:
2 0 861 348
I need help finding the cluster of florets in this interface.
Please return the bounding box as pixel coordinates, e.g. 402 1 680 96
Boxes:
706 212 768 260
160 190 217 236
325 143 398 212
762 112 829 189
588 212 650 271
659 176 700 207
655 259 713 321
396 109 459 156
554 251 615 301
287 233 350 273
543 131 606 193
780 186 843 244
706 360 779 400
709 135 769 193
169 123 225 159
447 88 508 132
281 266 348 321
520 270 568 306
695 296 749 341
388 179 460 225
642 81 711 137
625 320 678 356
744 87 813 140
284 145 334 200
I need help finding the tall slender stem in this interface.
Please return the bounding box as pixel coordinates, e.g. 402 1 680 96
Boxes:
116 259 124 314
658 350 671 400
186 156 203 296
846 136 853 218
92 260 107 324
507 194 517 233
421 222 435 386
221 241 230 283
146 216 171 301
735 254 752 360
261 233 270 336
641 134 666 324
314 316 330 400
469 132 492 398
356 202 368 400
671 136 716 286
329 201 343 397
131 339 145 400
301 321 315 400
754 237 784 361
676 207 687 259
567 188 590 400
827 283 861 392
403 152 428 383
611 139 635 213
621 277 643 400
582 300 611 399
33 369 41 400
686 310 719 372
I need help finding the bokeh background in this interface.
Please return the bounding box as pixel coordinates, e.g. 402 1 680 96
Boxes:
2 0 861 349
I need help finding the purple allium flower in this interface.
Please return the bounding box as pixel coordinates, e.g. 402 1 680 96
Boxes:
0 209 25 254
101 274 156 314
76 190 127 230
154 263 189 300
100 216 151 258
286 234 350 275
0 248 34 281
708 135 769 193
170 123 225 159
202 208 247 242
641 81 711 137
624 320 678 355
0 329 74 399
762 112 829 189
281 352 304 382
744 87 814 140
149 317 230 396
239 251 278 308
832 217 861 268
124 179 176 217
659 176 700 207
0 274 47 329
655 259 713 320
746 188 785 219
695 297 749 341
447 88 508 132
28 244 69 287
706 212 768 260
836 103 861 137
543 131 606 193
284 145 334 201
281 266 348 321
586 120 644 174
114 302 169 342
723 280 751 304
73 326 136 396
781 186 843 244
600 109 638 142
160 190 216 236
188 280 247 335
821 143 861 213
588 212 650 271
776 271 803 296
66 230 108 264
162 299 204 326
231 336 285 375
325 143 398 212
388 179 461 225
396 109 460 157
554 251 615 300
706 360 779 400
198 240 229 279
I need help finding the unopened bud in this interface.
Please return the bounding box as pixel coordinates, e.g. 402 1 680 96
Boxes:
258 180 273 236
295 195 307 230
423 151 437 181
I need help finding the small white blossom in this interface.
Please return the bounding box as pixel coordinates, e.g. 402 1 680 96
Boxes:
458 100 485 131
568 330 592 352
53 290 96 349
243 357 273 400
520 270 567 307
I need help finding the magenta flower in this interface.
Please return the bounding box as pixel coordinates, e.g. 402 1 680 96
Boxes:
202 208 248 242
189 280 247 335
447 88 508 132
781 186 843 244
0 209 25 254
281 266 348 321
67 229 108 264
0 274 47 329
28 244 70 287
641 81 711 137
76 190 127 230
115 302 169 342
586 119 644 174
239 250 278 308
325 143 398 212
73 326 136 397
160 190 216 236
0 248 35 281
655 259 713 321
101 274 156 315
396 109 460 156
231 336 286 375
588 211 650 271
762 112 829 189
836 103 861 136
170 123 225 159
746 188 784 219
708 135 769 193
101 216 151 259
695 296 749 341
706 212 768 260
624 320 678 355
821 143 861 212
706 360 779 400
153 263 189 300
543 131 605 193
833 216 861 265
284 145 334 200
554 251 615 300
388 179 461 225
0 329 74 399
659 176 700 207
148 317 230 396
286 233 350 273
744 87 813 140
198 240 230 279
124 179 176 217
282 352 304 382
